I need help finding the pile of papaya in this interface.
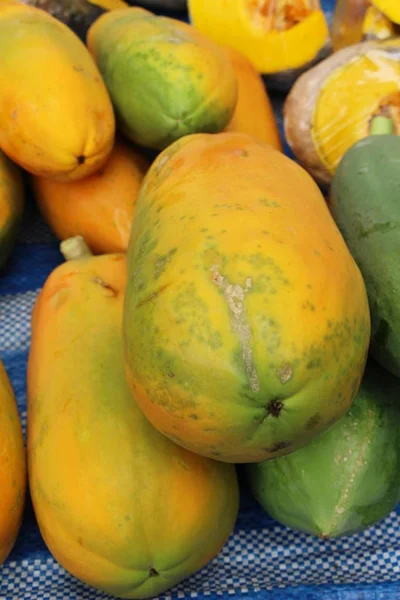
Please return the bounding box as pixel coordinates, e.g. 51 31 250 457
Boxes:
1 0 400 597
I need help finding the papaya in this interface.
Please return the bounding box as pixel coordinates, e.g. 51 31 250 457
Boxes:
223 47 282 150
123 132 370 464
330 116 400 378
87 7 238 150
32 140 150 255
0 151 24 269
246 359 400 539
188 0 331 89
0 358 26 565
27 237 239 599
372 0 400 24
284 38 400 186
0 1 115 182
16 0 129 39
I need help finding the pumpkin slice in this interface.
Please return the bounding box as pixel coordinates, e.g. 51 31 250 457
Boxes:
284 38 400 185
188 0 331 89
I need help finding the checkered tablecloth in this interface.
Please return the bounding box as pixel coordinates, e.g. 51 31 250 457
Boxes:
4 2 400 599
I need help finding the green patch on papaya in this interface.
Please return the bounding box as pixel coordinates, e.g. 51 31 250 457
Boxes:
154 248 177 279
259 199 281 208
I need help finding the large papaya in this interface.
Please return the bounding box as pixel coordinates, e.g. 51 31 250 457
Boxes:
0 1 115 181
0 358 26 565
0 151 24 269
247 359 400 538
32 139 150 254
223 47 282 150
123 132 371 464
87 7 237 150
330 116 400 377
27 237 238 599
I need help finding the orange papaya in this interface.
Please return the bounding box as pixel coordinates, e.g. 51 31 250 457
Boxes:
0 359 26 565
27 237 238 599
223 47 282 150
123 132 370 464
0 1 115 182
0 151 24 269
32 140 150 254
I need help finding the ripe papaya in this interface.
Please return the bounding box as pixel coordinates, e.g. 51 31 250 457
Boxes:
123 132 370 464
87 7 237 150
27 237 238 599
0 1 115 182
330 116 400 377
284 38 400 185
247 359 400 538
0 151 24 269
188 0 331 89
223 47 282 150
0 359 26 565
32 140 150 254
16 0 128 38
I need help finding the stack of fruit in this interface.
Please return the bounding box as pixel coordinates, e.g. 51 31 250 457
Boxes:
1 0 400 598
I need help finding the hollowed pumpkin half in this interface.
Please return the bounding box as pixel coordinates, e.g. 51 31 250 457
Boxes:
188 0 330 87
284 39 400 185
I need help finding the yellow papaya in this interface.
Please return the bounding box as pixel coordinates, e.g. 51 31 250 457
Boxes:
87 7 238 150
223 46 282 150
27 238 239 599
0 359 26 565
123 132 370 464
0 151 24 269
16 0 129 39
32 140 150 254
188 0 331 88
284 38 400 185
0 1 115 182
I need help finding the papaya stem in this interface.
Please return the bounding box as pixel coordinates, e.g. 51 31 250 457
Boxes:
370 116 394 136
60 236 93 262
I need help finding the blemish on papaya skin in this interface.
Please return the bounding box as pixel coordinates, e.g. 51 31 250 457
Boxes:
77 155 85 165
211 265 260 393
93 277 118 297
276 364 292 384
266 440 292 453
306 413 321 430
149 568 159 578
137 283 171 308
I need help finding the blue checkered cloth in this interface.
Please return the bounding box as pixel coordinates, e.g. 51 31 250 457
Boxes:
4 2 400 599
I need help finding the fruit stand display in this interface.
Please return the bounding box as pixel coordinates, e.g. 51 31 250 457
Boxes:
2 1 400 599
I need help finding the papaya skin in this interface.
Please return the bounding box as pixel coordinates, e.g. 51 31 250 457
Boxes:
0 1 115 182
284 39 400 185
223 46 282 150
87 7 238 150
27 249 239 599
0 359 26 565
123 132 371 464
32 140 150 254
188 0 330 86
0 151 24 269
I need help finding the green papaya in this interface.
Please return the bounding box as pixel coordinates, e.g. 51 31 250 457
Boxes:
86 8 238 150
246 359 400 539
330 116 400 377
